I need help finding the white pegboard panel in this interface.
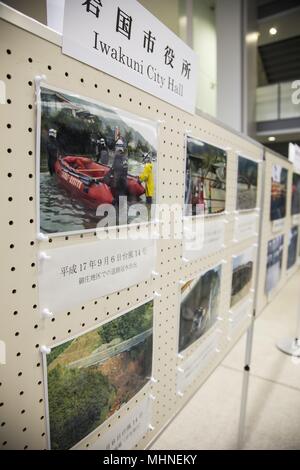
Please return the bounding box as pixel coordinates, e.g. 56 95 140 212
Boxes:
256 149 294 316
0 7 268 451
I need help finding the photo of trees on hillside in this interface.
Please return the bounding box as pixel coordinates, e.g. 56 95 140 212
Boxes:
270 165 288 221
38 85 158 234
179 266 221 353
185 136 227 216
46 301 153 450
236 156 258 211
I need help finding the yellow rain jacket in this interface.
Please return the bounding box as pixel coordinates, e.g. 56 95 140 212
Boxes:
139 162 154 197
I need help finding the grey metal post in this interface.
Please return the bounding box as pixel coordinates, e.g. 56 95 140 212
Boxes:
237 147 266 449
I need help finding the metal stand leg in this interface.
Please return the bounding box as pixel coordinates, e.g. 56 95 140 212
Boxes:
276 290 300 357
237 316 255 449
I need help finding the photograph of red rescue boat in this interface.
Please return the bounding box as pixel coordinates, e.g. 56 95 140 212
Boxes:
37 85 158 234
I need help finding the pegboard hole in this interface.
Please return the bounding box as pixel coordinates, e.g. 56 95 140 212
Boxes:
7 99 11 104
28 57 33 63
7 148 12 154
65 72 69 77
48 65 52 70
8 197 13 202
28 81 33 86
6 74 11 80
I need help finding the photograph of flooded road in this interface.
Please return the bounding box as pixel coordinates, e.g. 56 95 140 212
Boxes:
38 85 158 234
185 136 227 216
265 235 284 294
179 266 221 353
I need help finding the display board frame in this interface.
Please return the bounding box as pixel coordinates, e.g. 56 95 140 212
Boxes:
0 3 295 451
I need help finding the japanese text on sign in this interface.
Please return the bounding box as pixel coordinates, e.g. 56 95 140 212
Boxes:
63 0 197 113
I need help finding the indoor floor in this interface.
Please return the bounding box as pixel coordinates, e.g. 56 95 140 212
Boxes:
151 269 300 450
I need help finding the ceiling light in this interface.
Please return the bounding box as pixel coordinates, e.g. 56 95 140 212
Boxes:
269 27 277 36
268 136 276 142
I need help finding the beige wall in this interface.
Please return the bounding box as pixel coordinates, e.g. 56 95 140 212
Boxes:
193 0 217 116
138 0 181 36
1 0 47 24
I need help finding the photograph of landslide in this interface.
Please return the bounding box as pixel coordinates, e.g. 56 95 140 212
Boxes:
265 235 284 294
185 136 227 216
291 173 300 216
38 85 157 234
46 301 153 450
236 156 258 211
270 164 288 221
287 226 299 270
179 266 221 353
231 248 254 308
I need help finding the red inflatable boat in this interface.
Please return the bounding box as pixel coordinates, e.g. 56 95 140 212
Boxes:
54 156 145 208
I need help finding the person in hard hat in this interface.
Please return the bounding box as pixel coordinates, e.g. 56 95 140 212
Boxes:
47 129 59 176
139 153 154 213
110 138 128 200
96 138 109 165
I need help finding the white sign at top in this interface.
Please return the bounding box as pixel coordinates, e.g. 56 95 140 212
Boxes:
62 0 197 114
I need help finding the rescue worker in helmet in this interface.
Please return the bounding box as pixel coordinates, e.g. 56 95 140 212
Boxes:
96 137 109 165
138 153 154 217
110 138 128 204
47 128 59 176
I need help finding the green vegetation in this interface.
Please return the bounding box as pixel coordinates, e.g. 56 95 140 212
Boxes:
47 340 72 366
47 301 153 449
99 302 153 344
48 365 115 450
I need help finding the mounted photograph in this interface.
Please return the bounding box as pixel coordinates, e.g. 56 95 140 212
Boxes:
37 84 158 234
291 173 300 216
265 235 284 294
45 300 153 450
236 156 258 211
178 265 222 353
270 164 288 221
287 226 298 270
184 136 227 216
231 247 254 308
